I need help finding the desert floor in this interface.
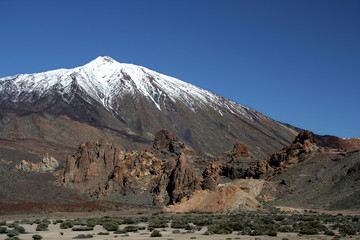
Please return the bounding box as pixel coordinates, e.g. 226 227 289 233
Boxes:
0 209 359 240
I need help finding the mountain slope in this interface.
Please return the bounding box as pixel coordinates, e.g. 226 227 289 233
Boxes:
0 56 297 158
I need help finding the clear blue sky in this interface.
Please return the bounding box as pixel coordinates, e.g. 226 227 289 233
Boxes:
1 0 359 138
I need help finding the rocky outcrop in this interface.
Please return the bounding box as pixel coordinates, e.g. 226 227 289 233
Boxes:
59 130 205 206
153 130 185 154
96 150 163 198
60 140 124 187
202 161 221 191
268 130 320 175
231 142 251 157
220 142 256 179
16 154 59 172
166 153 202 204
245 159 272 179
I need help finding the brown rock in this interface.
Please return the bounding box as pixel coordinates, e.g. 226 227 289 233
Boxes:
16 154 59 173
293 130 317 145
60 140 124 186
153 130 185 154
268 130 319 176
153 130 175 150
202 161 221 191
232 142 251 157
245 159 272 179
166 153 202 204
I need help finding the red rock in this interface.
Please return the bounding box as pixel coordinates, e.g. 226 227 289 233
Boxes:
202 161 221 191
232 142 251 157
166 153 202 204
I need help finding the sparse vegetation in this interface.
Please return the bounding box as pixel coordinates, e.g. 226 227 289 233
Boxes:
0 210 358 239
102 221 119 231
73 234 93 238
36 222 48 231
0 226 7 233
60 221 74 229
72 226 94 231
32 234 43 240
150 229 162 237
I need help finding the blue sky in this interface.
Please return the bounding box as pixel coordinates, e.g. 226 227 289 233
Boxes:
1 0 359 138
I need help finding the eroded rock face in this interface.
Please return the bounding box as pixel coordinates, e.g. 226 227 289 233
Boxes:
163 179 264 213
232 142 251 158
59 130 204 206
95 150 163 198
245 159 272 179
219 142 256 179
153 130 185 154
202 161 221 191
166 153 202 204
60 140 124 186
268 130 320 175
16 155 59 173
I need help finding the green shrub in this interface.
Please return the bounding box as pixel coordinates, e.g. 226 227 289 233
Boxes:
36 223 48 231
325 230 335 236
74 234 93 238
34 219 41 224
7 223 18 228
103 221 119 231
32 234 43 240
5 237 21 240
172 229 180 234
86 221 96 228
41 219 51 225
150 230 162 237
207 224 232 234
267 230 277 236
53 219 64 224
0 221 6 226
14 226 25 234
60 221 74 229
171 220 187 229
0 226 7 233
279 225 292 232
72 226 94 231
339 224 356 235
114 229 127 234
124 225 138 232
97 232 109 235
20 219 31 224
7 233 16 237
299 227 318 235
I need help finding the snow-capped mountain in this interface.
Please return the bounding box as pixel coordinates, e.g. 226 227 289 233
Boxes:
0 56 298 157
1 56 257 119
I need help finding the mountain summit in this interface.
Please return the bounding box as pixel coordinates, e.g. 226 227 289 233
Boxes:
0 56 297 157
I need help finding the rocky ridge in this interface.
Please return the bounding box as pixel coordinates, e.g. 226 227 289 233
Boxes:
57 129 340 212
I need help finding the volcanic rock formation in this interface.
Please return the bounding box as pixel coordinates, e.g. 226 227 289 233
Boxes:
268 130 320 175
15 154 59 173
